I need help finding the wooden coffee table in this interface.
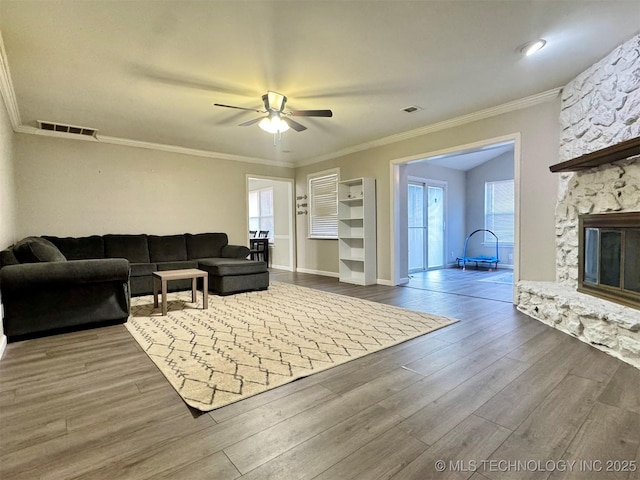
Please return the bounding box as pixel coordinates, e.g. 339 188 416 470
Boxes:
152 269 208 316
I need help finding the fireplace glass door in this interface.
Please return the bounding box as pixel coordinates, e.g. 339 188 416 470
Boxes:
579 213 640 309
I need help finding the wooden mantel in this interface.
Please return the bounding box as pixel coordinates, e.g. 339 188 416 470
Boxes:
549 137 640 173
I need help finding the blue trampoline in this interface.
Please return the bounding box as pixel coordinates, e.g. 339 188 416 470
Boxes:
456 229 500 271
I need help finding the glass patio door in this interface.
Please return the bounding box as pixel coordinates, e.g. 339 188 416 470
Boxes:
408 181 445 272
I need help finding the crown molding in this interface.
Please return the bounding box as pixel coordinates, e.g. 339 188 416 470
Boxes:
96 135 295 168
14 126 296 168
0 30 22 129
295 87 562 168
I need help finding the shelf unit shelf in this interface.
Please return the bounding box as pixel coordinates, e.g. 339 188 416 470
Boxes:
338 177 376 285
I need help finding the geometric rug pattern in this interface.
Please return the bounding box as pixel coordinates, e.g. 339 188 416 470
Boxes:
125 282 457 411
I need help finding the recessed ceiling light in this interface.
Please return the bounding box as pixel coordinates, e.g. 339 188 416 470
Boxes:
520 39 547 56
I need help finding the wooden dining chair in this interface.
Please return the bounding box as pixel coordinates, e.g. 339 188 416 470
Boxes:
249 237 268 264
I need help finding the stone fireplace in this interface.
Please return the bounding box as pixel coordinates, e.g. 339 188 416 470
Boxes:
517 34 640 369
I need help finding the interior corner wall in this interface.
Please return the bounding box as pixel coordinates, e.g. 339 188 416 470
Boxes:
295 98 561 283
0 100 17 350
13 134 294 246
0 101 17 251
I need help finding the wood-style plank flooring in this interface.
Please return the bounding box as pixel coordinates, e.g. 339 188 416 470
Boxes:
407 268 514 303
1 270 639 480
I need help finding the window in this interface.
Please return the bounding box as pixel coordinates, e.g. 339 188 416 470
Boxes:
249 187 273 239
485 179 514 244
308 170 339 238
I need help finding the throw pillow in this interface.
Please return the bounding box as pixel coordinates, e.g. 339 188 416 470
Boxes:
13 237 67 263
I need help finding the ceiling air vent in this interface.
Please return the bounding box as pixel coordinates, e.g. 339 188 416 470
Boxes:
37 120 98 137
402 105 423 113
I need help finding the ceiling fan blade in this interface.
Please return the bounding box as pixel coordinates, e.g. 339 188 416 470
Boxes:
214 103 264 113
288 109 333 117
238 117 264 127
283 118 307 132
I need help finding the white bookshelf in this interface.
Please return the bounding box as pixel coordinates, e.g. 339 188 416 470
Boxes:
338 177 376 285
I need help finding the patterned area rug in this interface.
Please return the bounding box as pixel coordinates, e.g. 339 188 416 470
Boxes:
125 282 457 411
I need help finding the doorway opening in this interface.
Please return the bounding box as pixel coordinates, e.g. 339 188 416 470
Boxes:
391 134 519 303
247 176 296 271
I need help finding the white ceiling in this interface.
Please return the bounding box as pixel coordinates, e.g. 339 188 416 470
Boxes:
425 142 514 171
1 1 639 166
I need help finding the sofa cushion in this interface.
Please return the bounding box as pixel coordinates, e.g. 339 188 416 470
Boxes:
198 258 267 276
157 260 198 271
13 237 67 263
43 235 105 260
148 235 188 263
0 248 20 268
104 234 150 263
185 233 228 260
130 263 157 278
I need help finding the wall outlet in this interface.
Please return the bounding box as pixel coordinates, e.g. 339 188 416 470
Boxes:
508 253 513 260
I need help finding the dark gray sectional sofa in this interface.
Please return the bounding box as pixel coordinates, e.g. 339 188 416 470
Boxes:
0 233 268 341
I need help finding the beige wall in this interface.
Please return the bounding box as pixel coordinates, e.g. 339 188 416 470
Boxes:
13 134 294 246
0 97 16 345
0 99 17 250
8 97 560 283
296 98 561 282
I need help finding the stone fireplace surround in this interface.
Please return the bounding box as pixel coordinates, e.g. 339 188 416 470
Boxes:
517 35 640 369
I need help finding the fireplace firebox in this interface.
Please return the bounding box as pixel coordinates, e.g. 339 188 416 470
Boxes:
578 212 640 309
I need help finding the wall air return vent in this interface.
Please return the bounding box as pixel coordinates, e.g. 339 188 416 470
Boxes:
37 120 98 138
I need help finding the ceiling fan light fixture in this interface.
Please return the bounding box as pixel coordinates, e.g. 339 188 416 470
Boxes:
263 91 287 112
259 115 290 134
520 39 547 56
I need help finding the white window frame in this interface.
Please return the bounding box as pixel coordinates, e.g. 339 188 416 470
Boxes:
484 179 514 245
249 187 274 240
307 168 339 239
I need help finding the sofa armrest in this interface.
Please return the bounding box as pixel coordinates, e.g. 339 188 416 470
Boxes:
220 244 251 259
0 258 130 291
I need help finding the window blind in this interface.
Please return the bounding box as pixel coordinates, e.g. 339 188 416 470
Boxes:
309 172 338 238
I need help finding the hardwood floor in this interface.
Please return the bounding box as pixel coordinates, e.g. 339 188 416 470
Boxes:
407 267 514 303
1 271 639 480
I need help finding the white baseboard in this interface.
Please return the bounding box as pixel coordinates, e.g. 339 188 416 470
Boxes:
376 279 394 286
270 264 294 272
295 267 340 278
0 334 7 360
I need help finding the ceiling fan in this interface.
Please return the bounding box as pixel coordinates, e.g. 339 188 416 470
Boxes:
214 91 332 133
